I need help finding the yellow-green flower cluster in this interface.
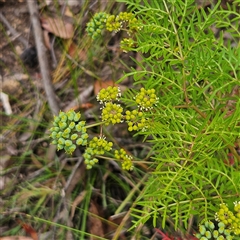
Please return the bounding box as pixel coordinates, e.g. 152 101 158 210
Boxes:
97 86 121 104
50 110 88 154
135 88 158 110
97 86 123 125
215 202 240 235
120 38 136 53
101 102 124 125
125 110 148 132
106 15 121 32
83 136 113 169
124 88 158 132
88 136 113 155
114 148 133 171
195 221 234 240
86 12 109 39
106 12 141 34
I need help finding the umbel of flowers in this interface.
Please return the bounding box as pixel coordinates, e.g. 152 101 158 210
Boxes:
215 202 240 235
195 201 240 239
86 11 142 52
83 136 113 169
49 110 89 154
126 88 158 132
195 221 234 240
50 86 158 170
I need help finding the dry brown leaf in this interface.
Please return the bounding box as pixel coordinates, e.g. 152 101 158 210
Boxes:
19 222 38 240
64 6 73 18
71 190 87 219
41 16 74 39
88 201 104 240
106 213 127 239
67 42 87 62
94 80 116 96
43 29 51 50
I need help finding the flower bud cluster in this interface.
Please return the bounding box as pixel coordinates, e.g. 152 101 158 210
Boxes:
125 110 148 132
125 88 158 132
50 110 88 154
114 148 133 171
106 12 142 34
97 86 123 126
135 88 158 110
195 221 234 240
83 136 113 169
86 12 109 39
101 102 124 125
97 86 121 103
215 202 240 235
120 38 136 53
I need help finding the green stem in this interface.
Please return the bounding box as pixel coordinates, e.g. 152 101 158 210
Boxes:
85 121 105 128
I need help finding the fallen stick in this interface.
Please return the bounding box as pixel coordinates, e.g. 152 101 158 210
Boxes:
27 0 59 115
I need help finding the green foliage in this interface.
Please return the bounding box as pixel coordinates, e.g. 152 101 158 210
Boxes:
50 0 240 236
116 0 240 233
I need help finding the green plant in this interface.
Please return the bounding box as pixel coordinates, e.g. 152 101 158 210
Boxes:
49 0 240 238
112 0 240 235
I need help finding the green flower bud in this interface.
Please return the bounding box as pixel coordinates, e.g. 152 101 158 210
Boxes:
224 229 231 236
86 165 92 169
63 128 71 135
199 225 206 235
57 144 64 150
59 111 65 118
67 144 76 154
213 230 219 238
218 226 225 234
66 110 75 121
76 138 83 145
205 231 211 239
56 132 62 139
61 115 68 122
71 134 78 141
59 121 67 129
69 122 75 129
54 116 61 123
50 131 57 138
65 140 73 147
51 140 57 145
82 133 89 139
74 112 81 122
208 221 214 229
58 138 65 145
195 233 201 239
218 222 225 228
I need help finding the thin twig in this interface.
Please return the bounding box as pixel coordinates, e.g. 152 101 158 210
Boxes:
0 12 29 48
27 0 59 115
